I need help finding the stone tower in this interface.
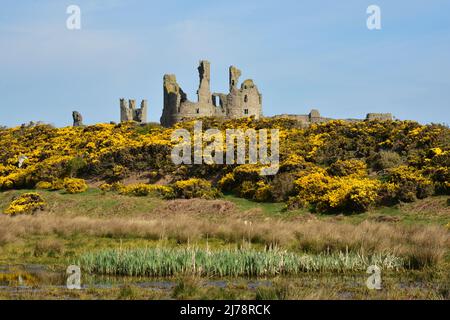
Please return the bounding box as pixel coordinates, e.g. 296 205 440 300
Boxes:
160 74 187 127
160 60 262 127
229 66 242 91
120 98 148 123
197 60 212 105
72 111 83 127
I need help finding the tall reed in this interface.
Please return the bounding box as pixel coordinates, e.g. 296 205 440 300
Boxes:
78 247 404 277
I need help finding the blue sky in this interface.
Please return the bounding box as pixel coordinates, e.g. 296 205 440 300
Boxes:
0 0 449 127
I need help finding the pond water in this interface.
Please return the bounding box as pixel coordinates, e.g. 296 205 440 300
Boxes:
0 264 446 299
0 264 274 292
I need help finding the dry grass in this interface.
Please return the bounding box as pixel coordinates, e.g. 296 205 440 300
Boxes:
33 239 65 257
0 212 447 268
292 220 449 268
152 199 238 217
399 196 450 216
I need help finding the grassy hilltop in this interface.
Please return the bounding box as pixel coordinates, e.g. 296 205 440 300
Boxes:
0 117 449 213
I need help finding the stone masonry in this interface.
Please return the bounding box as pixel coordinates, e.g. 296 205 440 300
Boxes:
109 59 393 127
160 60 262 127
120 99 148 123
272 110 393 126
366 113 393 121
72 111 83 127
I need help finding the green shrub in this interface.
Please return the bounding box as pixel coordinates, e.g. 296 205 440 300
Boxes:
65 156 87 177
327 159 367 177
254 181 273 202
373 151 403 171
270 172 296 202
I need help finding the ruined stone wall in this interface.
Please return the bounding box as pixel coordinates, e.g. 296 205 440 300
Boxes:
137 100 148 123
271 110 330 124
272 114 310 122
120 98 148 123
160 61 262 127
366 113 393 121
271 110 393 126
158 60 393 128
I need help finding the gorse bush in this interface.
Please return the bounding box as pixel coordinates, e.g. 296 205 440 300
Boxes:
327 159 367 177
35 181 52 190
101 181 220 200
288 171 381 212
218 165 273 202
173 178 221 199
49 179 65 191
119 183 175 199
63 178 88 194
383 166 434 202
0 119 448 213
36 178 88 194
99 181 125 192
3 192 46 215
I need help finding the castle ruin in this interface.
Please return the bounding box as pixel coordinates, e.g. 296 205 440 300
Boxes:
112 59 393 127
120 99 148 123
272 109 332 125
160 60 262 127
272 110 393 126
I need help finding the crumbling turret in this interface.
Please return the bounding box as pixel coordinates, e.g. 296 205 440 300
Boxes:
120 98 148 123
229 66 241 91
197 60 212 105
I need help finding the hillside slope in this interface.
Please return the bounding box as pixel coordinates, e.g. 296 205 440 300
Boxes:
1 118 449 214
